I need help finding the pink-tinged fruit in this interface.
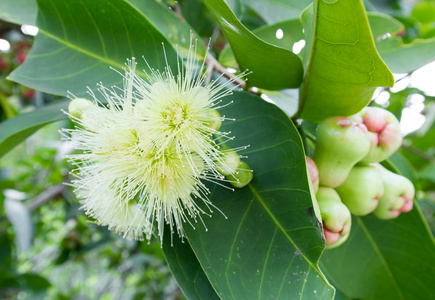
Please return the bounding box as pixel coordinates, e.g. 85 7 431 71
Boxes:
316 187 351 249
306 156 319 193
324 228 340 246
313 116 370 187
358 107 402 163
373 164 415 219
336 165 383 216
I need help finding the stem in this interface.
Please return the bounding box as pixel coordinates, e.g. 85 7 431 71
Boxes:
206 53 246 88
401 143 434 162
0 92 16 118
28 183 66 210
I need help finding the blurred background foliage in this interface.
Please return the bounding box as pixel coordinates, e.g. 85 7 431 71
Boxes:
0 0 434 299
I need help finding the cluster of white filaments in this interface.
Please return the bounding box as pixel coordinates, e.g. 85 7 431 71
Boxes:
61 43 248 243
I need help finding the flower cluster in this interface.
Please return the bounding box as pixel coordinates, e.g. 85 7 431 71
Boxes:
61 44 250 243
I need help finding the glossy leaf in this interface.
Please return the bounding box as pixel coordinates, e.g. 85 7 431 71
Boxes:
126 0 207 58
320 161 435 300
9 0 177 97
184 91 334 299
0 0 37 26
219 18 304 68
0 100 68 158
298 1 394 122
201 0 304 90
162 231 220 300
241 0 312 23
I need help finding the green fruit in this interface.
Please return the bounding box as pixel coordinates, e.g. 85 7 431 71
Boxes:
226 161 253 188
316 187 352 249
313 116 370 187
373 164 415 219
358 107 402 163
336 165 383 216
306 156 319 194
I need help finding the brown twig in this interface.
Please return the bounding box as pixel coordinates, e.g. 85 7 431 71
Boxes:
401 143 434 162
205 53 246 88
28 183 66 210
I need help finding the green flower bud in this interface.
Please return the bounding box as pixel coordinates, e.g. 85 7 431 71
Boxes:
217 148 241 176
200 109 222 131
226 161 253 188
68 98 97 120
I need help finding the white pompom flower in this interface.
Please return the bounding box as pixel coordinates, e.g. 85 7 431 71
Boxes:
61 42 248 243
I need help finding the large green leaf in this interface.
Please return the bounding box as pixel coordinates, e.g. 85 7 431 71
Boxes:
183 91 334 299
321 211 435 300
9 0 177 97
241 0 312 24
0 0 37 26
298 1 394 122
162 231 220 300
320 162 435 300
126 0 207 58
0 100 68 158
201 0 304 90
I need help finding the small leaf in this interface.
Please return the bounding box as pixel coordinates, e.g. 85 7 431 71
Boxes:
9 0 178 97
0 100 68 158
16 273 51 291
185 91 334 299
298 1 394 122
219 18 305 68
201 0 304 90
0 0 37 26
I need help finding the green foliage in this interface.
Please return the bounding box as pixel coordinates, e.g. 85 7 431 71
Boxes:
9 0 178 97
298 0 394 121
0 0 36 26
0 100 67 158
322 209 435 299
0 0 435 299
201 0 304 90
173 92 333 299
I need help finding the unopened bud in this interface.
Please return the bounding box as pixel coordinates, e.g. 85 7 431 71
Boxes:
68 98 97 120
217 148 241 176
226 161 253 188
201 109 222 131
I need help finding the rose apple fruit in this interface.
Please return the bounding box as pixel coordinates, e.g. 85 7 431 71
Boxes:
316 187 352 249
313 116 370 187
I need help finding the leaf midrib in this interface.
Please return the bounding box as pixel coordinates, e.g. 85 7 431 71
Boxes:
357 217 405 300
248 184 321 272
37 29 149 79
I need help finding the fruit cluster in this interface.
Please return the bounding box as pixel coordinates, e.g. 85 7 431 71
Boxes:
306 107 415 249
